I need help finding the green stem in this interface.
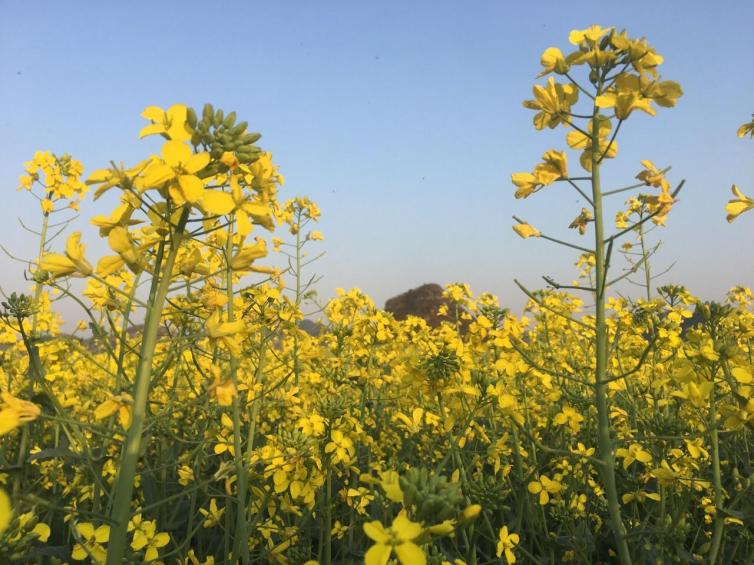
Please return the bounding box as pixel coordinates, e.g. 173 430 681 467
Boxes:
105 208 189 565
227 218 250 565
708 381 725 564
591 111 632 565
14 204 52 495
638 218 652 301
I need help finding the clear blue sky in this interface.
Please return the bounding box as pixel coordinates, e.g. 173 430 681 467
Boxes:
1 0 753 318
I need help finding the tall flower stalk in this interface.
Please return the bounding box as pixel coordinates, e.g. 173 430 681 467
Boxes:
510 25 683 564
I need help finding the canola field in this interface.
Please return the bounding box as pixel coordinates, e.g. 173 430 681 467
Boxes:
1 24 753 565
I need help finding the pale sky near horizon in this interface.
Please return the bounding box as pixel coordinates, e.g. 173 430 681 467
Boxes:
1 0 753 323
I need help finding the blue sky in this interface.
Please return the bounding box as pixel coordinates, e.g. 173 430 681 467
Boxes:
1 0 753 318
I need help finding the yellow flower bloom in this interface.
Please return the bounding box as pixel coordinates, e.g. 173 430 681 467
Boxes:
363 514 426 565
523 77 578 130
90 202 141 236
39 232 93 278
538 47 570 77
0 489 10 536
566 116 617 171
72 522 110 562
206 310 246 355
635 160 670 191
737 115 754 138
0 393 41 435
615 443 652 469
208 365 237 406
528 475 563 505
726 184 754 222
568 25 612 46
199 499 225 528
230 237 268 271
512 222 541 239
141 140 210 206
568 208 593 236
94 393 133 429
496 526 520 564
130 518 170 561
139 104 192 141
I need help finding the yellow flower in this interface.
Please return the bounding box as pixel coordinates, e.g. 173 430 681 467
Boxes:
552 405 585 432
566 116 617 171
568 25 612 46
568 208 593 236
309 230 324 241
737 115 754 138
208 365 237 406
635 160 670 191
139 104 192 141
0 393 41 435
611 32 665 77
95 226 146 276
230 237 268 271
511 172 541 199
615 443 652 469
622 490 661 504
538 47 570 77
511 151 567 198
363 514 426 565
90 202 141 236
496 526 520 563
141 140 210 206
512 222 541 239
598 74 682 119
596 76 655 120
39 232 93 278
0 489 10 536
206 310 246 355
72 522 110 562
325 430 355 465
726 184 754 222
528 475 563 505
537 150 568 183
199 499 225 528
201 174 274 233
130 518 170 561
94 393 133 429
523 77 578 130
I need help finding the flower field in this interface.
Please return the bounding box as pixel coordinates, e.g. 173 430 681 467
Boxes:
1 24 753 565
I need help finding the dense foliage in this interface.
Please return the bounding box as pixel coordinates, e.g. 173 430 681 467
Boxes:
1 24 753 565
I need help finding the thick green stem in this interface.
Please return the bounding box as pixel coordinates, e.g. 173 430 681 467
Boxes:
708 382 725 564
227 220 250 565
591 116 632 565
106 208 189 565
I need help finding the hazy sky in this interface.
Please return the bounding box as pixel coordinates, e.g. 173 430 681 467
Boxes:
1 0 753 320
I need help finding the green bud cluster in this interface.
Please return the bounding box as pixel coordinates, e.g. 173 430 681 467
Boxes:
0 513 46 561
189 104 262 164
421 347 460 385
316 394 348 421
277 428 313 453
465 474 509 512
399 468 464 523
0 292 35 320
